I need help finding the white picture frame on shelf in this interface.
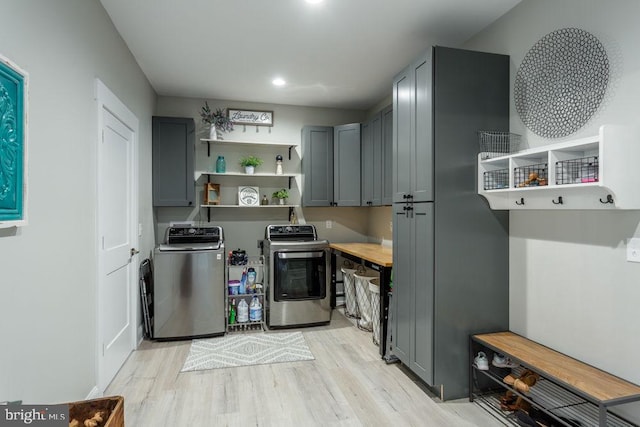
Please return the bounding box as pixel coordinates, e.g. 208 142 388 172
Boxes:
238 186 260 206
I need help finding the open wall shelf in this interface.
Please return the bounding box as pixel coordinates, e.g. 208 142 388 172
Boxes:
478 125 640 209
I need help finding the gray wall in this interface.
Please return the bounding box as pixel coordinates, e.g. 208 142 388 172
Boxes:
464 0 640 420
0 0 156 403
155 96 370 255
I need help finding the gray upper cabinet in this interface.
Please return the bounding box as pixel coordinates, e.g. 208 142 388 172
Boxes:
362 105 393 206
302 124 361 207
302 126 334 206
381 105 393 205
393 55 434 203
361 113 382 206
152 116 195 207
333 123 361 206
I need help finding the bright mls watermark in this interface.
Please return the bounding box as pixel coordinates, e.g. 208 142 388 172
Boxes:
0 405 67 426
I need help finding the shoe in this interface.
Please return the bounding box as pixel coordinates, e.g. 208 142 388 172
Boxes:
474 351 489 370
503 371 539 393
493 352 519 368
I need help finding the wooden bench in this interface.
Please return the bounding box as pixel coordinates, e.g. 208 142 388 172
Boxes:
470 331 640 426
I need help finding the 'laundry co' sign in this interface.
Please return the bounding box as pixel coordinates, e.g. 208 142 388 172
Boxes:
228 109 273 126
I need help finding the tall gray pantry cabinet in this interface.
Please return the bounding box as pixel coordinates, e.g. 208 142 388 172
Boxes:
392 46 510 400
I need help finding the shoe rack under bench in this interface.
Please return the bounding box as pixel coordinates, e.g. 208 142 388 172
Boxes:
469 331 640 427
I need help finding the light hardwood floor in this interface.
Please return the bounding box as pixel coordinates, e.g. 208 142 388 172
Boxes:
106 311 505 426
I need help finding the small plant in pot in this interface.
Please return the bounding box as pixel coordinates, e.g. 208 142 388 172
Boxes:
272 188 289 205
240 155 263 174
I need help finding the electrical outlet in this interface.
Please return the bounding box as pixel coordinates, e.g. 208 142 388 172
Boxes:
627 238 640 263
326 220 332 229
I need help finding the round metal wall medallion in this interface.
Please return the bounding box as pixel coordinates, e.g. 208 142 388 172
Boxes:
514 28 609 139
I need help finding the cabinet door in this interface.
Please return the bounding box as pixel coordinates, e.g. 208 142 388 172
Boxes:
302 126 334 207
370 113 383 206
334 123 361 206
361 113 383 206
361 119 373 205
393 202 434 384
381 105 393 205
152 116 195 206
392 203 413 366
412 202 434 384
393 68 412 203
412 53 434 202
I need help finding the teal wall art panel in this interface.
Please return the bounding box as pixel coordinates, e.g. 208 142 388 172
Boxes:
0 54 27 227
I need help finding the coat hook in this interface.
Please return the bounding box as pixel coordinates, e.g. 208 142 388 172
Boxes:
243 125 246 132
256 126 259 133
552 196 563 205
599 194 614 204
515 198 525 206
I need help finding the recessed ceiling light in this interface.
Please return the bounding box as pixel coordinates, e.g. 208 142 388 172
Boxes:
272 78 286 86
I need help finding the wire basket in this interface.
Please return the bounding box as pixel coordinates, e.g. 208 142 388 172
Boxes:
478 131 521 159
556 156 599 185
483 169 509 190
514 163 548 188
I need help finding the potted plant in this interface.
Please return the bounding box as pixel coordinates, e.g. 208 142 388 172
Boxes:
239 155 263 174
200 102 234 140
272 188 289 205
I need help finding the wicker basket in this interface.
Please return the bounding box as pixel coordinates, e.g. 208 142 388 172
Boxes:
68 395 124 427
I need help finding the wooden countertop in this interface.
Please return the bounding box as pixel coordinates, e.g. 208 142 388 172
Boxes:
329 243 393 267
474 331 640 403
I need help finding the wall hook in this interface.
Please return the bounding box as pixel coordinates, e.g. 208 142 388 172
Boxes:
599 194 614 204
552 196 563 205
515 198 525 206
242 125 246 132
256 126 259 133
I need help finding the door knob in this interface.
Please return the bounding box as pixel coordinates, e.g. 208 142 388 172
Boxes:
130 248 140 257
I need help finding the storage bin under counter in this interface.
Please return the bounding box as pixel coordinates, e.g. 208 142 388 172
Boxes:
329 243 393 360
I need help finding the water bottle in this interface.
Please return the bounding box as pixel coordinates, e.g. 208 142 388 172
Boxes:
249 296 262 322
216 155 226 173
237 299 249 323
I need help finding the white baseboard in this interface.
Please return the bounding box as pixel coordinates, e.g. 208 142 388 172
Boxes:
85 386 102 400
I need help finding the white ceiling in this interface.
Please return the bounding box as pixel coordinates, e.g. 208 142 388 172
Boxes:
100 0 521 110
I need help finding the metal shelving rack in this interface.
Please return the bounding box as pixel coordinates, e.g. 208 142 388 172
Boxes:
225 256 266 332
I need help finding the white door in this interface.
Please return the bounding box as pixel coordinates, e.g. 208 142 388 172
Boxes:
96 80 139 391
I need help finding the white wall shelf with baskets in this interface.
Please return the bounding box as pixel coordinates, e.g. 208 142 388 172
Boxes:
478 125 640 210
